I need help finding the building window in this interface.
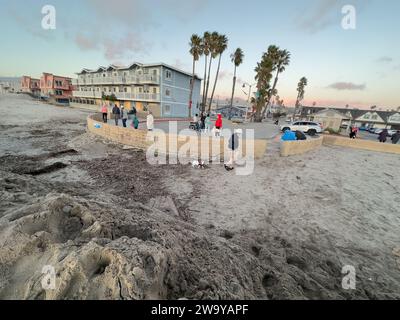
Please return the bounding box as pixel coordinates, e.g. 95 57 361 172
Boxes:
153 69 157 76
165 70 172 79
153 88 157 94
143 69 149 75
164 105 171 114
124 87 127 92
165 88 171 96
139 87 143 93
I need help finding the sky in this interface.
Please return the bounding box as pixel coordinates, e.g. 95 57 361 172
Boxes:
0 0 399 109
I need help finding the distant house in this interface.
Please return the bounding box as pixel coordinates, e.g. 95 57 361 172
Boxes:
213 105 248 118
21 76 40 97
301 106 400 130
40 73 73 104
0 77 21 93
353 111 400 130
313 109 348 131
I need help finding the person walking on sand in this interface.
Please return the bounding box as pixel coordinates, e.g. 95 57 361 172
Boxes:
101 102 108 123
112 103 120 126
121 106 128 128
147 110 154 131
215 113 222 137
224 129 242 171
391 130 400 144
378 129 389 143
132 115 139 130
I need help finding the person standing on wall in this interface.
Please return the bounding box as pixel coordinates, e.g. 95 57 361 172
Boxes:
112 103 120 126
147 110 154 131
121 105 128 128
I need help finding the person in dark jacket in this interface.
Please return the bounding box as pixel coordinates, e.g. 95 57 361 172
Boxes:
200 113 206 130
378 129 389 143
224 129 242 171
391 130 400 144
112 104 120 126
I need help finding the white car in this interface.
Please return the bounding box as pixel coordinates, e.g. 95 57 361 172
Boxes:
281 121 323 136
374 129 397 137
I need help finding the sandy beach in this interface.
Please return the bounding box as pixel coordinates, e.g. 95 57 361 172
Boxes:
0 94 399 300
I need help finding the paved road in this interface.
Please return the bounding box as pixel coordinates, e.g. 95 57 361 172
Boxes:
107 117 281 140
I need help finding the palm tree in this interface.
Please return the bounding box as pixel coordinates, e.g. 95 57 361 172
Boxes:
208 34 229 112
229 48 244 114
189 34 203 117
204 32 219 110
253 52 274 122
201 32 211 110
294 77 308 116
262 47 291 118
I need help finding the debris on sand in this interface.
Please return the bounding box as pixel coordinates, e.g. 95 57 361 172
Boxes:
22 162 68 176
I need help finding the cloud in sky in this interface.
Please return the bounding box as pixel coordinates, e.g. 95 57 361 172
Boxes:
297 0 339 34
296 0 370 34
376 56 393 63
72 0 208 62
327 82 366 91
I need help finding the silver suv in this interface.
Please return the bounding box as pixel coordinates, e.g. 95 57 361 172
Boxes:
281 121 322 136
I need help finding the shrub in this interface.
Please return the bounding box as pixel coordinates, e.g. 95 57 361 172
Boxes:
324 128 341 135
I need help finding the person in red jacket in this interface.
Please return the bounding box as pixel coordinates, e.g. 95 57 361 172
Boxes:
215 114 222 137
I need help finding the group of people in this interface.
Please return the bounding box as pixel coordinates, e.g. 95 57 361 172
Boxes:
101 102 139 129
192 113 223 137
349 125 400 144
378 129 400 144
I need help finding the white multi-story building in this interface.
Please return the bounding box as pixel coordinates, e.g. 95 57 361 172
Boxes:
72 62 201 118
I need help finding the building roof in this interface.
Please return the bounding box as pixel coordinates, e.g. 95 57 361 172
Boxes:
302 105 400 123
314 108 348 118
76 62 202 79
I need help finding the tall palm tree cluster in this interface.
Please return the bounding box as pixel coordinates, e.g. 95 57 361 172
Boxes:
253 45 291 122
188 32 244 115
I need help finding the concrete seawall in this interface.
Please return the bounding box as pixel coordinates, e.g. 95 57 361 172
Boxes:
280 136 324 157
87 113 268 160
323 135 400 155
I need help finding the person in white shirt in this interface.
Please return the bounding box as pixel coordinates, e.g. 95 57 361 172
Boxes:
146 111 154 131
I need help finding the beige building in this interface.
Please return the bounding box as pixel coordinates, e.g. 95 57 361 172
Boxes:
313 109 347 131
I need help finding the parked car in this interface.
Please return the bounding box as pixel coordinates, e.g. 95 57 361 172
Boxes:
281 121 323 136
373 129 394 136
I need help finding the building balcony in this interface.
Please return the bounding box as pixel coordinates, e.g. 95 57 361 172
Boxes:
73 90 160 102
115 92 160 102
72 91 102 99
75 75 160 86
